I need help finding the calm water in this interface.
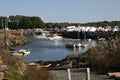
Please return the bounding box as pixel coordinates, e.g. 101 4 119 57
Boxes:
15 35 96 62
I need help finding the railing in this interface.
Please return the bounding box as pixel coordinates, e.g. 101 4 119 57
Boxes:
50 67 112 80
50 68 91 80
67 68 90 80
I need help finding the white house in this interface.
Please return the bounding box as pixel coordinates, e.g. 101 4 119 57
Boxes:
112 26 120 32
66 25 119 32
104 26 112 32
97 27 105 31
89 27 97 32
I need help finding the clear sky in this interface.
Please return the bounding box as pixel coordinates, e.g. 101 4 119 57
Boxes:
0 0 120 23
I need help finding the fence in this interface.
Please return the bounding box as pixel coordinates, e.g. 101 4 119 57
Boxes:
50 68 90 80
67 68 90 80
50 68 111 80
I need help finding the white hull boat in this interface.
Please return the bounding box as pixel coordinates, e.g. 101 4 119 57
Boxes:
18 48 30 55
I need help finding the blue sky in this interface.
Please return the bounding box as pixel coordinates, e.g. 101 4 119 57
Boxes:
0 0 120 23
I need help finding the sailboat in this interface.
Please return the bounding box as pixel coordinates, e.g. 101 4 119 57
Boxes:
65 41 76 48
65 31 81 48
81 31 87 47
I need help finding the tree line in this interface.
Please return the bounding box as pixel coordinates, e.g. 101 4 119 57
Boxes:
46 21 120 28
0 15 45 29
0 15 120 29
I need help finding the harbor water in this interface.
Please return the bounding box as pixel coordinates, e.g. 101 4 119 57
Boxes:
15 35 96 62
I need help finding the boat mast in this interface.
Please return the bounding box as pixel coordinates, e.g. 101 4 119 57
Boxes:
78 30 79 39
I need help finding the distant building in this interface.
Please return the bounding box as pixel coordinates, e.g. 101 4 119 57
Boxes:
34 28 43 32
89 27 97 32
65 25 120 32
104 26 112 31
66 26 76 32
112 26 119 32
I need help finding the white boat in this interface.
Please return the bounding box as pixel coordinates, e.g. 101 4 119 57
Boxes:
65 31 82 48
12 51 23 56
18 48 30 55
65 41 82 48
48 34 62 40
65 42 75 48
81 44 87 47
34 35 48 39
75 42 81 47
81 43 88 47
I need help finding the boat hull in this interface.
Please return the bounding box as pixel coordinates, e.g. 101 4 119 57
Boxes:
34 61 72 70
65 42 81 48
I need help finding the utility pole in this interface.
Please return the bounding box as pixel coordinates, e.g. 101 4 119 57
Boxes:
2 17 9 48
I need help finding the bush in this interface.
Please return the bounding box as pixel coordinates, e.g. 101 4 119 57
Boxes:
86 39 120 72
64 39 120 72
23 67 53 80
5 66 24 80
0 47 53 80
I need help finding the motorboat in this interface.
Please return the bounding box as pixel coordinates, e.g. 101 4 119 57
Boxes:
65 42 75 48
65 41 81 48
75 42 81 47
18 48 30 55
81 44 88 47
48 34 62 40
12 51 23 56
34 34 48 39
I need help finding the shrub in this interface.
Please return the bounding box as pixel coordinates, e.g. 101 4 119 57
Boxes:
23 67 53 80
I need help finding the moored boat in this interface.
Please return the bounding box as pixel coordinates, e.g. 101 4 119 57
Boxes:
18 48 30 55
12 51 23 56
9 48 30 56
65 41 81 48
48 34 62 40
33 61 72 70
75 42 81 47
65 42 75 48
81 44 87 47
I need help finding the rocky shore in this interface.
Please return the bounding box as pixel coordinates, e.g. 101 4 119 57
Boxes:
9 38 30 46
0 30 30 47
